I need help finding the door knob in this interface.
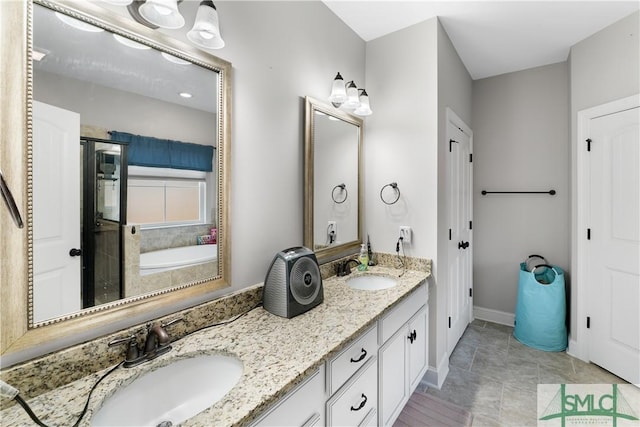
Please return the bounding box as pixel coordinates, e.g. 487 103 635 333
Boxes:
69 248 82 257
458 241 469 250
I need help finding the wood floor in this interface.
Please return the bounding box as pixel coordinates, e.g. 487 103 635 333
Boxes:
394 391 473 427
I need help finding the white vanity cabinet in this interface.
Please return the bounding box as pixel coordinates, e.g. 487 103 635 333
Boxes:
250 365 325 427
250 281 429 427
378 283 429 427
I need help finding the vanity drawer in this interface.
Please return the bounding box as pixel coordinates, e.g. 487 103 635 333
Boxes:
327 324 377 395
326 357 377 427
251 365 325 427
379 283 427 343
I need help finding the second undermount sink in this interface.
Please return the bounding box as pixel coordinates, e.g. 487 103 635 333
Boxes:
92 354 243 427
346 274 398 290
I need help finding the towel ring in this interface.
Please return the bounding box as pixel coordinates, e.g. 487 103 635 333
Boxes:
380 182 400 205
332 183 348 204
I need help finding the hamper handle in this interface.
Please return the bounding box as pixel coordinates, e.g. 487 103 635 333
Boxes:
532 264 558 275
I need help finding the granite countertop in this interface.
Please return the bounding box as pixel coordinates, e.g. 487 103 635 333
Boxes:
1 265 430 427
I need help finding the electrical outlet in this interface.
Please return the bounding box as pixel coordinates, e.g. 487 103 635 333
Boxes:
399 226 412 243
327 221 337 243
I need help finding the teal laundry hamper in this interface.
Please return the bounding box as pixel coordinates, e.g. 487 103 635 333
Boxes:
514 255 567 351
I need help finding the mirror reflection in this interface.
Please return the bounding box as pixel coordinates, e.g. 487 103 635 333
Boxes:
31 2 221 324
304 97 362 262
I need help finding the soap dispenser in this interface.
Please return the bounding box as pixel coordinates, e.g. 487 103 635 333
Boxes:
358 243 369 271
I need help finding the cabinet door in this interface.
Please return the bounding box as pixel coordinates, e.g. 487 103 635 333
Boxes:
408 306 428 393
251 365 325 427
378 327 408 427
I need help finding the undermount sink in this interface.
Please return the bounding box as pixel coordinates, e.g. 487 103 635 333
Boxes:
92 354 243 427
346 274 398 290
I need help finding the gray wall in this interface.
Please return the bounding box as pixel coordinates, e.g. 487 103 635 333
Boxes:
472 62 570 319
34 71 216 146
365 18 440 375
436 19 472 378
364 18 472 384
569 11 640 342
216 2 365 289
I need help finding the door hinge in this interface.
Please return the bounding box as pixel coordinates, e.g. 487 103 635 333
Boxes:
469 288 473 297
449 229 452 240
587 316 591 329
587 228 591 240
469 220 473 230
586 138 591 152
448 316 451 328
469 153 473 163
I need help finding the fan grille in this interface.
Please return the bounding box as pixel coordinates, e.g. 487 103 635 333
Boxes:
290 257 321 305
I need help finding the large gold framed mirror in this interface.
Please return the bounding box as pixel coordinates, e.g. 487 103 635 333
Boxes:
304 96 363 263
0 0 231 356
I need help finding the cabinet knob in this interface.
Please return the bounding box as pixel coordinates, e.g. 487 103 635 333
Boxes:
407 330 417 343
350 393 367 411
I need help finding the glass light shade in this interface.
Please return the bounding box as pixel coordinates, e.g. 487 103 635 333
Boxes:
354 89 372 116
343 81 361 109
187 1 225 49
139 0 185 29
328 72 347 106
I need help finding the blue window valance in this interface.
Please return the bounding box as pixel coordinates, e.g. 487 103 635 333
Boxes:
110 131 214 172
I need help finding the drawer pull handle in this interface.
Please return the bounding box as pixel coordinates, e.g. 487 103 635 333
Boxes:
350 348 367 363
350 393 367 411
408 330 417 343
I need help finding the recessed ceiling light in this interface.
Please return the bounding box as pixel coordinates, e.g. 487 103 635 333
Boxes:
55 12 104 33
32 49 47 62
179 92 193 98
113 34 151 50
161 52 191 65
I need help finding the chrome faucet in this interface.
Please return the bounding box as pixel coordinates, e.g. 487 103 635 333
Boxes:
109 318 182 368
336 259 360 277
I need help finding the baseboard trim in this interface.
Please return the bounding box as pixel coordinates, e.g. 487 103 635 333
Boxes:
567 338 588 362
473 306 515 327
424 354 450 390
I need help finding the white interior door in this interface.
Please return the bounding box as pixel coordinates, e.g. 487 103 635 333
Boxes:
586 105 639 384
33 101 81 322
447 110 473 355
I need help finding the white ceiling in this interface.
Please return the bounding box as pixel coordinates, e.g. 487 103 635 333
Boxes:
323 1 639 80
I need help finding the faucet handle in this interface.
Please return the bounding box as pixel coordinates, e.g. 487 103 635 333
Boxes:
108 334 140 363
108 334 136 347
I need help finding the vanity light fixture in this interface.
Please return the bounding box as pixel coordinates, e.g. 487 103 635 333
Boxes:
187 1 225 50
127 1 225 50
328 72 373 116
138 0 185 29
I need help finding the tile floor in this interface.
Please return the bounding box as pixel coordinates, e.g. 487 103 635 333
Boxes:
416 319 628 426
